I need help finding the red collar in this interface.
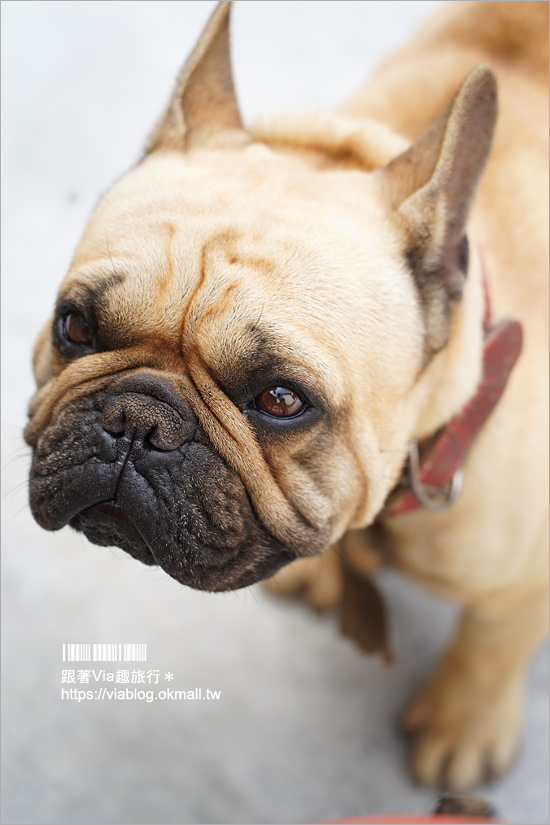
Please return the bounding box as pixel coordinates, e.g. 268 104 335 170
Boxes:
382 248 523 518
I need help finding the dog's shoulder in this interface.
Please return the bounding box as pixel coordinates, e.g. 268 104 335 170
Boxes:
419 1 548 82
340 1 548 139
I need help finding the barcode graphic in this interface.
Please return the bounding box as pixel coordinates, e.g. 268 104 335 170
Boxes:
63 644 147 662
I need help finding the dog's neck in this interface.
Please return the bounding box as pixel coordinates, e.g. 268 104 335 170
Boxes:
383 247 524 517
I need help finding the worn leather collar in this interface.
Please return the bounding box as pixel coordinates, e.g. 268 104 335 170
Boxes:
382 248 523 518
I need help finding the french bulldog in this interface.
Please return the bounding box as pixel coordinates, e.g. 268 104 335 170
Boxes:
26 0 548 791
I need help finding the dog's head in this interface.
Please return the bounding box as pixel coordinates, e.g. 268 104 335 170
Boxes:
25 2 496 591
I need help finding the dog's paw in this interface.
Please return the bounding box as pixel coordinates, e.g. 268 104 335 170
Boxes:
262 551 342 612
403 664 523 790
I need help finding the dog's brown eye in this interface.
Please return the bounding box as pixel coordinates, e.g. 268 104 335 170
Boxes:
254 387 306 418
64 311 92 345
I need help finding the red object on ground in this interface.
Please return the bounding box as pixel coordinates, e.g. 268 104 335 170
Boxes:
315 816 504 824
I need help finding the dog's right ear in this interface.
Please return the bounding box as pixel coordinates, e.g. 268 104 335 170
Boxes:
147 1 248 153
378 66 497 354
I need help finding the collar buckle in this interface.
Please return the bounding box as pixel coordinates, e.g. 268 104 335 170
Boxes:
407 440 464 513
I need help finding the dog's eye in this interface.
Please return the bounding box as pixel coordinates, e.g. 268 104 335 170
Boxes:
254 387 306 418
64 311 92 346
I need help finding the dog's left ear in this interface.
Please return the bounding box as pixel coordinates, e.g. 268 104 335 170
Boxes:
379 65 497 353
147 1 247 153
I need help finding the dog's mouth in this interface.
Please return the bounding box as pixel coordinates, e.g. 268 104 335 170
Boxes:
70 500 157 567
69 487 296 591
96 501 127 520
39 451 298 591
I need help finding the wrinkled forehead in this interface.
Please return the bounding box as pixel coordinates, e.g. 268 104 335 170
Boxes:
57 142 419 397
61 142 400 322
63 148 304 300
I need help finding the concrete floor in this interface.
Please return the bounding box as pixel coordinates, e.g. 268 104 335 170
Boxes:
2 3 548 823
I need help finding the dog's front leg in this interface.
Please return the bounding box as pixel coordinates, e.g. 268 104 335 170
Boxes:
263 547 345 612
403 582 549 790
262 528 385 613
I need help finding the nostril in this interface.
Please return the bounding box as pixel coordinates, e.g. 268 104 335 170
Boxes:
102 406 126 436
145 426 163 450
146 423 183 451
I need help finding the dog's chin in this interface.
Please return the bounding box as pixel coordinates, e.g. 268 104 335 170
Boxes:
69 501 296 592
70 502 157 567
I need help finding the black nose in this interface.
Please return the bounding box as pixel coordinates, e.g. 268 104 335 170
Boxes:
102 392 193 451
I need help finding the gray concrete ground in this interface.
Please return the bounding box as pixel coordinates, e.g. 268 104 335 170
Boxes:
2 3 548 823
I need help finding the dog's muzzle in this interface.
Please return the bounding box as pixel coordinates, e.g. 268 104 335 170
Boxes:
28 372 296 590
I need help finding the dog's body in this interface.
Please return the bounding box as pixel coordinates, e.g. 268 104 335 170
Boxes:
26 1 548 791
345 0 549 595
